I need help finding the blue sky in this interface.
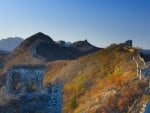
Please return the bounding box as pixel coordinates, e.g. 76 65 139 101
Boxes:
0 0 150 48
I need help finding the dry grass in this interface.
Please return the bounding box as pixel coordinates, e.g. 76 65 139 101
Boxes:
44 60 70 85
56 44 143 113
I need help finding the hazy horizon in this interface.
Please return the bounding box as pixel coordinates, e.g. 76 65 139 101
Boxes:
0 0 150 49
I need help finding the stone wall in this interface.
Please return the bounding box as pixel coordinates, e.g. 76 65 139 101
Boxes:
0 65 62 113
48 83 62 113
5 65 45 94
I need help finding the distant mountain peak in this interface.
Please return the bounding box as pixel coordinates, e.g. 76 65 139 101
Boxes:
0 37 23 51
28 32 54 42
20 32 55 49
35 32 45 35
33 32 48 38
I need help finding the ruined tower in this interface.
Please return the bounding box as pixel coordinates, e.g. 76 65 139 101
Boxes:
1 64 62 113
5 65 45 94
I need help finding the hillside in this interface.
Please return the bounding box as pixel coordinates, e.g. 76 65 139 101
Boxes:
0 32 146 113
44 44 146 113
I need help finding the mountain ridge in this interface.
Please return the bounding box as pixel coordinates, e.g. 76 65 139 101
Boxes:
0 37 23 51
7 32 100 64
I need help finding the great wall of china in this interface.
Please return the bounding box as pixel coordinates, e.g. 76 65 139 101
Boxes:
0 65 62 113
